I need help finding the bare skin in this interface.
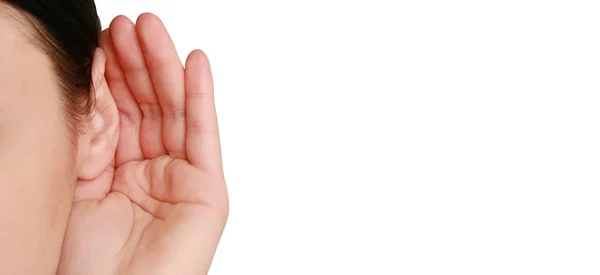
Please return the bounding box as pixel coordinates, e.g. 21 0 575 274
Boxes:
0 4 118 274
0 7 73 274
57 13 228 275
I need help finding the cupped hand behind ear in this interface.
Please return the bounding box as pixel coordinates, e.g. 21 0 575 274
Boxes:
58 13 229 275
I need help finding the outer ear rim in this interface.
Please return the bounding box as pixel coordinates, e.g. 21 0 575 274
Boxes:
91 48 108 100
76 47 119 181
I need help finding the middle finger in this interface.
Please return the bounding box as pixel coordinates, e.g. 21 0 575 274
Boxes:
110 15 167 158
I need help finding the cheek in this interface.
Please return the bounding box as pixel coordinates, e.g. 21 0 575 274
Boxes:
0 92 76 263
0 88 75 218
0 28 80 263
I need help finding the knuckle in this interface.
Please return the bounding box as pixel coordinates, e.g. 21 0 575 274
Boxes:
139 103 163 120
162 103 186 120
186 89 212 101
118 109 142 127
187 121 218 135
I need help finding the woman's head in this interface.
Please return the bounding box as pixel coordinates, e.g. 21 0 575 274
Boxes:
0 1 118 269
1 0 118 175
0 0 118 254
6 0 102 132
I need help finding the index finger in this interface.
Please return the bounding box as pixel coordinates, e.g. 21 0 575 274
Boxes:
185 50 222 172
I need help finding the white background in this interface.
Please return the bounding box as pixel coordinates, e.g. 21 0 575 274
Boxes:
97 1 600 274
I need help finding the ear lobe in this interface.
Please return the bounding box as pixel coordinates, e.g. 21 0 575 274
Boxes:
77 48 119 180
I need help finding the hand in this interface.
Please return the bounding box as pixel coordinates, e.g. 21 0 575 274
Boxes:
57 13 228 275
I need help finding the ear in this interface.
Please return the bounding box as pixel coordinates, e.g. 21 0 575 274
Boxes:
76 48 119 180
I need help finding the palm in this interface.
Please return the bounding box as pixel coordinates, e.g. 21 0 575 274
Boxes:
58 14 228 275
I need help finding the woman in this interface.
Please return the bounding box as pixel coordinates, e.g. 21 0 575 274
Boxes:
0 1 228 274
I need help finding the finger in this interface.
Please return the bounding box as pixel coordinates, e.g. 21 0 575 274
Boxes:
99 28 143 166
136 13 186 159
185 50 222 172
110 15 167 159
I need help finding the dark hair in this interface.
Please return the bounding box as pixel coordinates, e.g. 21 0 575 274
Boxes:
4 0 101 133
